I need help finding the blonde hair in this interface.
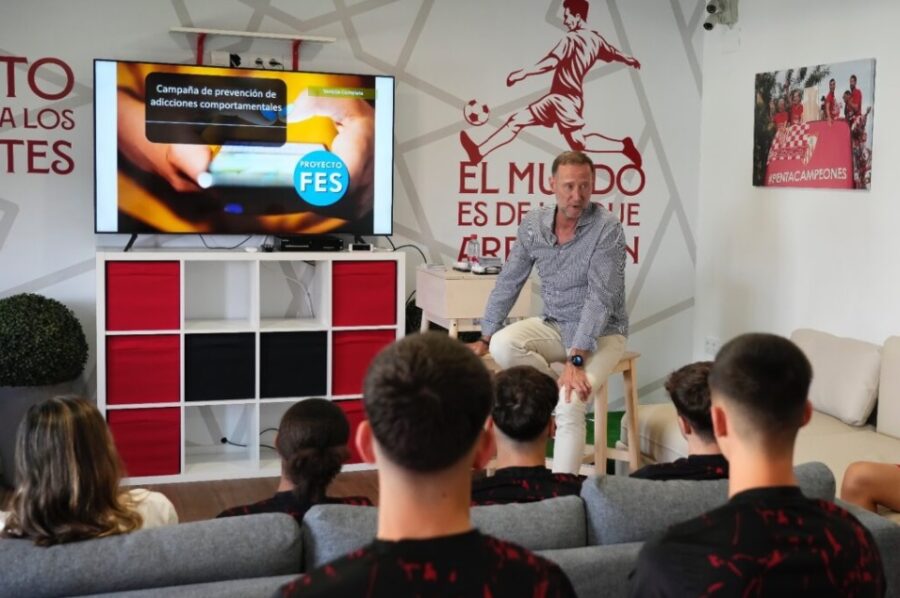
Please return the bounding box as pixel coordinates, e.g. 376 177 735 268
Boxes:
551 150 594 176
3 396 142 545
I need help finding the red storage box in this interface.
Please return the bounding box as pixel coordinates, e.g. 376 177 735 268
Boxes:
337 399 366 464
107 408 180 477
332 330 397 395
106 261 180 331
332 261 396 327
107 335 180 405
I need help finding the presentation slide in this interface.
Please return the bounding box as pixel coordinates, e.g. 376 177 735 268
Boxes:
95 60 394 236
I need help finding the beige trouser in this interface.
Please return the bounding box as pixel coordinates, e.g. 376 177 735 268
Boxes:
489 317 627 474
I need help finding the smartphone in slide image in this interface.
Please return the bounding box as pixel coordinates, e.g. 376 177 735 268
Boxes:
197 142 325 189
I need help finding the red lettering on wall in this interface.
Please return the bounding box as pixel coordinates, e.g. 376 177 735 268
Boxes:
0 56 28 97
27 57 74 101
26 139 50 173
509 162 534 194
459 163 478 193
457 201 488 226
481 237 501 257
52 140 73 174
626 236 640 264
0 139 24 171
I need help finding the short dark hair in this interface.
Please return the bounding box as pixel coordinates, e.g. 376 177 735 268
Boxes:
363 332 493 472
276 398 350 503
709 333 812 443
492 366 558 442
563 0 589 21
551 150 594 176
665 361 714 442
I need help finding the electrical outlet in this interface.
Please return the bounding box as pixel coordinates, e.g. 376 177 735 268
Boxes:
704 336 720 356
210 51 288 70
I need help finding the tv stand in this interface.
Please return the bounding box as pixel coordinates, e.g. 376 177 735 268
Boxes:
96 249 404 483
124 234 138 253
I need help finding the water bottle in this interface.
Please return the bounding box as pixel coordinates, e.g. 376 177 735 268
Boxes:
466 237 480 265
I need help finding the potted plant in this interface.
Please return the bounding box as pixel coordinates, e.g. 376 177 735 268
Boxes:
0 293 88 487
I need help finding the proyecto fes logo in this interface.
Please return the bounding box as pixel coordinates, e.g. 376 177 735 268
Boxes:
293 150 349 207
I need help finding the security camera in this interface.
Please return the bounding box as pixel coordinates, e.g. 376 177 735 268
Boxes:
703 0 738 30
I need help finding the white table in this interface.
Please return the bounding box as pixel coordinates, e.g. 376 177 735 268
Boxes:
415 265 532 338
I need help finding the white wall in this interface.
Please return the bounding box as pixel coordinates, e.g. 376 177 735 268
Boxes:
0 0 704 406
695 0 900 354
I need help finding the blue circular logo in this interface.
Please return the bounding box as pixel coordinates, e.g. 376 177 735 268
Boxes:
293 150 349 207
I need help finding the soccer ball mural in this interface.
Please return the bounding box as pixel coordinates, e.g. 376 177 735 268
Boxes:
463 99 490 126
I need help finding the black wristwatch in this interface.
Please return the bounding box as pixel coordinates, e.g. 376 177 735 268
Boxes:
569 354 584 367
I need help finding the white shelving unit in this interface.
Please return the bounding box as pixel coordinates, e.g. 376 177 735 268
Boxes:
97 249 404 484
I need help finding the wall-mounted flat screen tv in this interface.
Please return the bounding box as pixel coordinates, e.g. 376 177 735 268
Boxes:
94 59 394 236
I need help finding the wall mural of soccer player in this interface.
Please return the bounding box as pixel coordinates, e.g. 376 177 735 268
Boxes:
459 0 642 169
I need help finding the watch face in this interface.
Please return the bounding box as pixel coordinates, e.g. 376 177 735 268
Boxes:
570 354 584 367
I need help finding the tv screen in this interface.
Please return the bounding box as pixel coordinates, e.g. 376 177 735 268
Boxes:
94 59 394 236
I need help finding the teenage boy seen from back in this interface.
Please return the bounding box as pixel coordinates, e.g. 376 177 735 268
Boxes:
278 332 576 597
630 361 728 481
630 333 885 596
473 365 583 505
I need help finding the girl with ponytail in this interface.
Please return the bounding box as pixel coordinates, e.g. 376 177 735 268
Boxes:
218 398 371 521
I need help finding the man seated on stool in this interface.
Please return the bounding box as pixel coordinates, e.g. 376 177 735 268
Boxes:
630 333 885 596
469 149 629 476
630 361 728 481
473 366 583 505
278 333 576 597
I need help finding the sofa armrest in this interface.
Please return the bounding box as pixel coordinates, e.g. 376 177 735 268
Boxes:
0 513 302 598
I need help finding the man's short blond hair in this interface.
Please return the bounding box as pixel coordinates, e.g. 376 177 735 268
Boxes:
551 151 594 176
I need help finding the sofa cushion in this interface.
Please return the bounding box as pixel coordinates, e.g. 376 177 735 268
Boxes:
302 504 376 570
472 496 586 549
877 336 900 440
303 496 587 569
582 462 835 545
581 474 728 545
791 328 880 425
538 543 643 598
0 513 302 598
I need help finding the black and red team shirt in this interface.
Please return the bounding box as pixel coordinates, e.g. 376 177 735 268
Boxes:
216 491 372 523
278 529 577 597
630 453 729 482
630 486 885 597
471 466 584 506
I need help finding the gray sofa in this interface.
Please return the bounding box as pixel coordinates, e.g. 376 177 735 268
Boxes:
2 463 897 597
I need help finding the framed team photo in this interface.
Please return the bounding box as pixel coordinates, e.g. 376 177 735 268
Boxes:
753 58 875 190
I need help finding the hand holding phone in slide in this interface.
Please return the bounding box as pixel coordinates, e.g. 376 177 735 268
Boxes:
288 91 375 220
117 91 211 192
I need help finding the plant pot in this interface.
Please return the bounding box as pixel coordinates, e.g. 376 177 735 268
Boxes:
0 382 81 488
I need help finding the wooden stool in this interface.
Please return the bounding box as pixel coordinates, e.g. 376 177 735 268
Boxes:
584 351 641 473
